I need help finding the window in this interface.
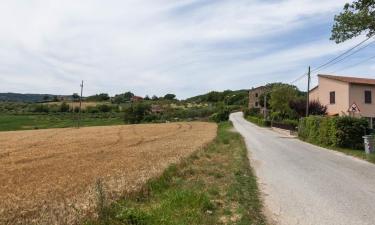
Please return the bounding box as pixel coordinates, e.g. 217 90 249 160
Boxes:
365 90 372 104
255 93 258 97
330 91 335 104
255 102 259 107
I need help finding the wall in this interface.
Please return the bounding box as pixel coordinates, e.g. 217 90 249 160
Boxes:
349 84 375 118
309 87 319 102
317 76 349 116
248 87 266 109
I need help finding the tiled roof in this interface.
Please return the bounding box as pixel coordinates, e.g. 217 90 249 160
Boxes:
318 74 375 85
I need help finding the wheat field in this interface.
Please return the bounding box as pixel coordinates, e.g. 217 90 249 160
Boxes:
0 122 217 225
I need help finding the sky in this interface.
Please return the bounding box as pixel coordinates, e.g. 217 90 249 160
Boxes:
0 0 374 99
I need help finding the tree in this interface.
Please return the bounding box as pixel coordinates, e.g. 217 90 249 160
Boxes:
164 94 176 100
331 0 375 43
152 95 159 101
144 95 151 100
123 102 151 124
269 84 299 120
60 102 70 112
113 92 135 104
290 99 327 117
72 93 80 102
86 93 110 102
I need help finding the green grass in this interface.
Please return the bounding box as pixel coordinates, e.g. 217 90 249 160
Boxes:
322 145 375 164
0 113 124 131
85 122 266 225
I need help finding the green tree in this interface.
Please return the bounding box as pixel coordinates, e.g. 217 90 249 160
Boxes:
269 84 298 120
60 102 70 112
164 94 176 100
123 102 151 124
113 92 134 104
331 0 375 43
86 93 110 102
72 93 80 102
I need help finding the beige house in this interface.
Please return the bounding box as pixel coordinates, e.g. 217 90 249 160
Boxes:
248 86 266 111
309 74 375 128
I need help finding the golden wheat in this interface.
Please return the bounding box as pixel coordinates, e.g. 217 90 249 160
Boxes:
0 122 217 225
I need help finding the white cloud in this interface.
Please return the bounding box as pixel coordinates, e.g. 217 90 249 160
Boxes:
0 0 373 98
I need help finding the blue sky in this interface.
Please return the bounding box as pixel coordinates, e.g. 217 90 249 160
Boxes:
0 0 374 99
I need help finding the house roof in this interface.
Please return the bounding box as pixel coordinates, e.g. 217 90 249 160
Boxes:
318 74 375 86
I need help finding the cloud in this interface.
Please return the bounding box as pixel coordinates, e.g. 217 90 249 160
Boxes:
0 0 373 98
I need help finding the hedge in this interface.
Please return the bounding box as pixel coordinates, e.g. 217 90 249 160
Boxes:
298 116 369 149
246 116 271 127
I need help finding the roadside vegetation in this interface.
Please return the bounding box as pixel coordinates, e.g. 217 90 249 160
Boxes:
0 90 247 131
244 83 326 130
299 116 375 163
85 122 266 225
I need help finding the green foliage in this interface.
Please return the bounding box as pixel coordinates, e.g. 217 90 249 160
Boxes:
243 108 261 117
269 84 299 120
113 92 135 104
209 104 230 123
123 102 151 124
186 90 249 106
86 93 110 102
246 116 271 127
331 0 375 43
299 116 369 149
163 94 176 100
72 93 80 101
59 102 70 112
86 123 266 225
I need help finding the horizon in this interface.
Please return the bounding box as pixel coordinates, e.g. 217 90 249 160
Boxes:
1 0 374 99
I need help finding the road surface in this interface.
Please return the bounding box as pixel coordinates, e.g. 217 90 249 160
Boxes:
230 112 375 225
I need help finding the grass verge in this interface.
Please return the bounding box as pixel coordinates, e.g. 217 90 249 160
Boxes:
85 122 266 225
312 144 375 164
0 113 124 131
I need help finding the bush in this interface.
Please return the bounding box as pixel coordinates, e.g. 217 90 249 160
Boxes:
299 116 369 149
247 116 271 127
243 108 260 117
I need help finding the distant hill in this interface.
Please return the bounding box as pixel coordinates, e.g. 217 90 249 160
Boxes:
186 89 249 106
0 93 72 103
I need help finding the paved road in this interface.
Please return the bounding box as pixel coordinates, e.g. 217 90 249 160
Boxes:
230 112 375 225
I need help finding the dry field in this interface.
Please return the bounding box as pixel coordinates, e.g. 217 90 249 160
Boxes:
0 122 217 225
45 101 108 109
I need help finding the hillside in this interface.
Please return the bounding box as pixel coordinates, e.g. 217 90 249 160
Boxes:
0 93 71 103
186 89 249 106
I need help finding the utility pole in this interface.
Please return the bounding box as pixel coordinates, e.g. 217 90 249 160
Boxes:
306 66 311 117
78 80 84 128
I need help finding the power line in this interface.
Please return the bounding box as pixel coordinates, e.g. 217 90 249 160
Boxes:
330 54 375 74
310 36 372 73
290 72 307 84
312 38 375 74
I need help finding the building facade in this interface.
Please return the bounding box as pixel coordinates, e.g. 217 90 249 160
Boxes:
248 86 266 111
309 74 375 128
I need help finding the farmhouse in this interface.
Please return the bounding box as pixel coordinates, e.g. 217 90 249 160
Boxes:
309 74 375 128
248 86 267 112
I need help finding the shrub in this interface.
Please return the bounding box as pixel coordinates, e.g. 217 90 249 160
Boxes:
299 116 369 149
243 108 260 117
247 116 271 127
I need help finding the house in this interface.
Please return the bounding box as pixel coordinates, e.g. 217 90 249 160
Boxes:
248 86 267 112
309 74 375 128
131 96 144 102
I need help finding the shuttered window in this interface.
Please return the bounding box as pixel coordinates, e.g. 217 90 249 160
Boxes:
330 91 335 104
365 91 372 104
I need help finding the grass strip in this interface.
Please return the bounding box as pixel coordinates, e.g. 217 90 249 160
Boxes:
85 122 266 225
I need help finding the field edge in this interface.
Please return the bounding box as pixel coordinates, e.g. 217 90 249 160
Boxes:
85 122 266 225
